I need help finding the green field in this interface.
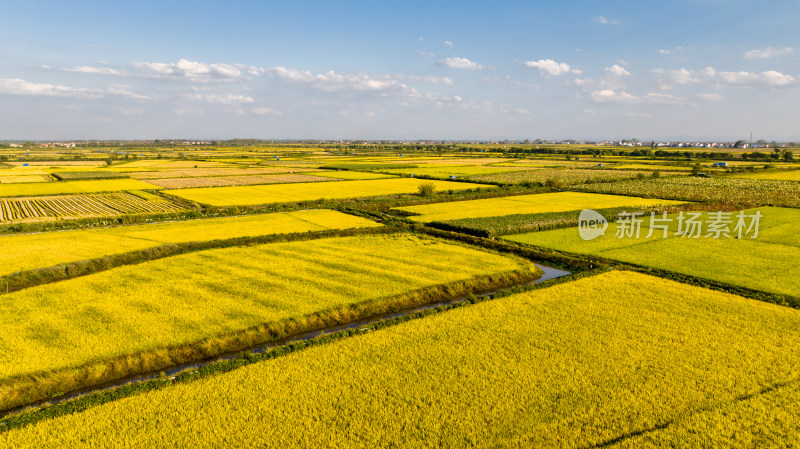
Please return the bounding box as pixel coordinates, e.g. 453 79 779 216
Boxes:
380 165 525 178
395 192 685 222
5 271 800 448
573 177 800 207
0 233 538 410
468 168 646 185
165 178 490 206
0 209 380 276
0 179 160 197
503 207 800 297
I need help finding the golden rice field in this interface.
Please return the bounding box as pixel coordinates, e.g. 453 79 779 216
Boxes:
0 209 380 276
0 179 160 198
0 234 536 409
0 175 51 183
146 173 334 189
395 191 685 222
127 167 306 179
5 271 800 448
0 192 186 222
503 207 800 297
308 170 397 180
731 170 800 181
165 178 490 206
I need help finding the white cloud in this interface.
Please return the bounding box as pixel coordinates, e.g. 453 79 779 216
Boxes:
523 59 581 76
405 75 454 85
643 92 688 105
267 67 420 96
590 89 690 106
135 58 258 83
594 16 618 25
252 107 281 115
183 92 254 105
584 109 596 114
658 46 683 55
437 57 484 70
444 40 453 48
696 93 725 101
0 78 103 98
719 70 795 86
514 108 530 115
106 84 152 100
656 66 796 89
419 51 435 58
591 89 638 103
64 66 126 76
744 47 792 59
418 37 424 42
605 64 630 77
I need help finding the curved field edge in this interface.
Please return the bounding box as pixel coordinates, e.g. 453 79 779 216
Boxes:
0 267 603 432
4 270 800 447
0 239 541 412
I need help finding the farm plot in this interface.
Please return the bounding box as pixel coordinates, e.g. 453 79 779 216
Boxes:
0 175 51 184
5 271 800 448
308 170 396 180
573 177 800 207
468 168 646 185
146 174 334 189
503 207 800 297
127 167 308 179
394 191 684 223
379 165 526 178
0 233 538 410
165 178 490 206
0 179 160 197
0 193 186 222
730 170 800 182
0 209 381 276
50 171 129 181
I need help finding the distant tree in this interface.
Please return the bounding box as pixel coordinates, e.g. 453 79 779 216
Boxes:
783 150 795 162
734 140 747 148
418 182 436 197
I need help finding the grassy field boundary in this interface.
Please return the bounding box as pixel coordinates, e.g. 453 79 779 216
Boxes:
0 267 605 432
0 262 542 413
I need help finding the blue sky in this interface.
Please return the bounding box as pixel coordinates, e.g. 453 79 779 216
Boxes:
1 0 798 140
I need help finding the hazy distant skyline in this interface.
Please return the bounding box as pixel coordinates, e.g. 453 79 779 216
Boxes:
1 0 798 141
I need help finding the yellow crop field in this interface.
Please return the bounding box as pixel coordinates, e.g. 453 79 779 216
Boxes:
731 170 800 181
395 191 685 222
128 167 304 179
0 233 537 409
0 209 380 276
0 175 51 183
309 170 397 180
165 178 491 206
5 271 800 448
146 174 334 189
0 179 160 197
